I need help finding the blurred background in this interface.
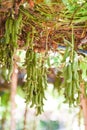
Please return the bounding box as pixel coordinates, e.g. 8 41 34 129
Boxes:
0 50 85 130
0 0 87 129
0 83 85 130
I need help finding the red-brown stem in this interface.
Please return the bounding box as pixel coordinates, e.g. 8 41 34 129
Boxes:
23 104 28 130
80 83 87 130
10 59 18 130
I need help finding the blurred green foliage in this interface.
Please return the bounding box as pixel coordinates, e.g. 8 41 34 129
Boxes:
40 120 60 130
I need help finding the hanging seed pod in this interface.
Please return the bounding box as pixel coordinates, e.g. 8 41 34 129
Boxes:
5 13 22 47
62 51 80 106
23 48 47 114
0 37 14 81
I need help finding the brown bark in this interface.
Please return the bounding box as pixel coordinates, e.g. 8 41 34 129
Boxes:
80 83 87 130
10 59 18 130
1 108 8 130
32 118 37 130
23 104 28 130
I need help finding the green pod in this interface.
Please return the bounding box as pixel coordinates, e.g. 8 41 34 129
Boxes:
13 21 18 47
26 49 30 59
33 52 37 66
12 24 15 42
31 51 34 61
73 61 78 80
30 94 36 107
9 18 13 34
74 73 80 90
25 32 31 47
35 94 39 105
67 82 72 99
5 18 9 31
38 93 42 107
71 80 74 103
73 60 78 72
62 46 70 62
64 82 69 97
67 63 72 83
17 13 22 24
14 20 19 35
16 13 22 34
36 106 42 115
63 66 68 87
8 61 13 81
29 90 33 101
5 33 10 44
5 18 10 43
